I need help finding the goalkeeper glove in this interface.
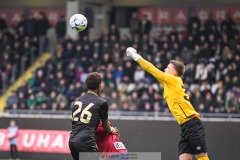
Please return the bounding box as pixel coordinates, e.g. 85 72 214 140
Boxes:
126 47 142 61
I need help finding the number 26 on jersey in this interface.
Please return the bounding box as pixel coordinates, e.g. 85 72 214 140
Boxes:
72 101 93 124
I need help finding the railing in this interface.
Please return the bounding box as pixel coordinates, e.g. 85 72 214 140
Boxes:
2 109 240 122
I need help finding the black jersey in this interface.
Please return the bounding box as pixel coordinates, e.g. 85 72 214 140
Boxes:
69 93 108 150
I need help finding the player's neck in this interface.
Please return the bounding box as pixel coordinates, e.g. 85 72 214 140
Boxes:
87 90 98 96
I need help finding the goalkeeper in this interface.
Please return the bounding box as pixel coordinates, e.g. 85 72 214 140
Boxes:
126 47 209 160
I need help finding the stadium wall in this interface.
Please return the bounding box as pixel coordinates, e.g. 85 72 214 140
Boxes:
0 117 239 160
1 0 240 8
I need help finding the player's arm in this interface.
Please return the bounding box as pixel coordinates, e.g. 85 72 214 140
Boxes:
102 120 119 136
96 122 107 135
100 102 119 136
126 47 166 83
96 121 114 134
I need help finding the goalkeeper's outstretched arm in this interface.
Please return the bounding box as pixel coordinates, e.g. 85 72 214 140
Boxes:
126 47 166 83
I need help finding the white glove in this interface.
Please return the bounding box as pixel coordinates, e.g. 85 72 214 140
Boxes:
126 47 142 61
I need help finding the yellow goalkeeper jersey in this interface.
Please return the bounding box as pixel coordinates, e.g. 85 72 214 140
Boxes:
137 58 200 125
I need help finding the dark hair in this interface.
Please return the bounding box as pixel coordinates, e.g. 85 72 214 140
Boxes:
85 72 102 90
170 60 185 77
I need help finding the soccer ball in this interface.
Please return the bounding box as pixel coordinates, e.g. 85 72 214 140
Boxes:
69 14 88 32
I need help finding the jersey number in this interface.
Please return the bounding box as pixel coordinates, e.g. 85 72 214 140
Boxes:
72 101 94 124
182 85 190 101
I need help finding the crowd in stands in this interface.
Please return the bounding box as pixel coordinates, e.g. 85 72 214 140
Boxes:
0 12 50 94
3 12 240 114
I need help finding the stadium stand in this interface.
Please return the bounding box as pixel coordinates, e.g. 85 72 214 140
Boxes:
1 12 240 114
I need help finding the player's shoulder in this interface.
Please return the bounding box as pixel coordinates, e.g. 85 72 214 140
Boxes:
79 93 107 105
165 73 182 83
165 72 177 78
97 96 107 103
95 96 108 107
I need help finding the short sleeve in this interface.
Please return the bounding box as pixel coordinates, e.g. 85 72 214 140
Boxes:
100 101 108 120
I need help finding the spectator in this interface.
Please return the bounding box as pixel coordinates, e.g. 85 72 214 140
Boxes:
121 102 130 111
184 62 196 84
204 13 217 34
34 12 50 53
204 92 215 112
130 12 140 37
195 60 208 82
56 92 68 109
140 14 152 37
22 41 31 67
198 103 207 113
35 69 45 87
180 46 193 64
109 102 119 111
26 94 36 110
55 15 66 43
0 15 7 31
221 15 234 35
109 24 120 40
134 66 145 82
7 120 19 160
123 61 135 82
143 102 152 112
113 66 124 85
187 11 201 38
229 105 239 114
6 91 19 109
17 15 35 37
63 42 74 60
35 91 47 109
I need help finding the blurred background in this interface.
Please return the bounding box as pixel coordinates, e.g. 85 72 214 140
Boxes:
0 0 240 160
